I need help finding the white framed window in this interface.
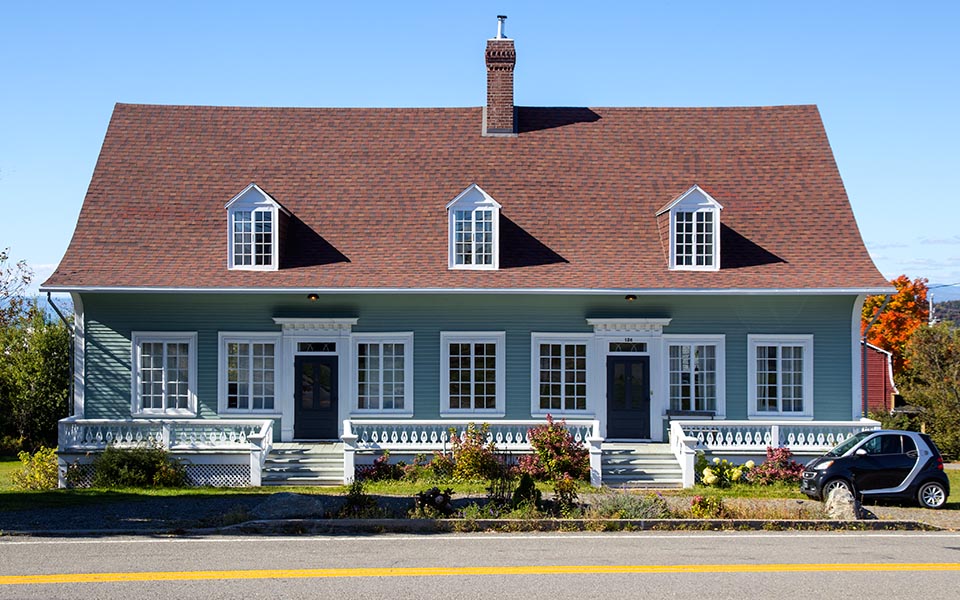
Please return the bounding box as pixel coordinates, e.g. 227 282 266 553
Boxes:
446 184 501 270
657 184 722 271
131 332 197 416
674 210 715 268
665 335 726 416
218 333 281 414
530 334 591 415
352 333 414 416
225 183 289 271
232 208 273 267
748 334 814 419
440 332 506 416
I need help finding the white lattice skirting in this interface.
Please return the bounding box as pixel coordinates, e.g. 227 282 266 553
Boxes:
183 464 251 487
59 453 255 488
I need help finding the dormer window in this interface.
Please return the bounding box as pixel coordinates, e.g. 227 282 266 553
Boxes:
225 183 290 271
656 184 723 271
446 184 501 270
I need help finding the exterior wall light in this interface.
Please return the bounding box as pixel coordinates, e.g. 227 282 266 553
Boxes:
625 294 637 301
307 293 320 301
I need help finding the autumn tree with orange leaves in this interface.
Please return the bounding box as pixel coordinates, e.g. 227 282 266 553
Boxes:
861 275 929 377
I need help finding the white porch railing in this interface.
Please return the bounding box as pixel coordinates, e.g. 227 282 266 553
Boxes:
669 419 881 488
57 417 274 486
342 418 604 486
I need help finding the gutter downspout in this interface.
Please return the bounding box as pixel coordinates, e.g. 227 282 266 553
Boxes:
46 292 74 418
861 295 891 417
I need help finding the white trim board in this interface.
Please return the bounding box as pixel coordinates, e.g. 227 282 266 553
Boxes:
41 286 896 295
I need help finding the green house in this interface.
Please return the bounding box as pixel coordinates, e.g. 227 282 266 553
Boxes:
44 21 889 487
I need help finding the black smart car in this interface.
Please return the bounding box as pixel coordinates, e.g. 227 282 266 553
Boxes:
800 430 950 508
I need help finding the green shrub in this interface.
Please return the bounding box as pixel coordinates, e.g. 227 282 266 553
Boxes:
552 473 580 516
450 423 502 482
338 479 389 518
12 446 59 490
587 492 674 519
90 445 188 488
511 472 541 507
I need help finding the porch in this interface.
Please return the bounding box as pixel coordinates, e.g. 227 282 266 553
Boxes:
57 417 881 488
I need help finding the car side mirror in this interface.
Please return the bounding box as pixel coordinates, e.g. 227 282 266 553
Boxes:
855 448 867 457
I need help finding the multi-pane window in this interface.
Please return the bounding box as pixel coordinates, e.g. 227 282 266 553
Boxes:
748 335 813 417
669 344 717 412
133 334 195 415
226 342 276 411
537 343 587 412
454 209 493 266
232 209 273 267
357 342 406 411
674 210 714 267
441 333 505 415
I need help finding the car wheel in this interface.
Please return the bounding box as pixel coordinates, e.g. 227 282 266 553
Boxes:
822 478 853 500
917 481 947 509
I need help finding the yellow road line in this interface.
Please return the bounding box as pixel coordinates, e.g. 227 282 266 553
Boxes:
3 563 960 585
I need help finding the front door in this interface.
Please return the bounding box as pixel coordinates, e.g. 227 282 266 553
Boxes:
294 355 338 440
606 355 651 439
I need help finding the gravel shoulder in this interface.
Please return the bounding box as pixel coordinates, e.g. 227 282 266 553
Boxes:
1 492 958 534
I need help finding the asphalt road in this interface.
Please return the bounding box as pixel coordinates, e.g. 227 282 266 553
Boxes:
2 531 960 599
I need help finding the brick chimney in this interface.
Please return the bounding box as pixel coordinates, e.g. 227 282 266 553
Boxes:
484 16 516 136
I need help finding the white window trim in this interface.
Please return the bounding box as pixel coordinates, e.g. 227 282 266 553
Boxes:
131 331 198 417
446 184 502 271
530 333 594 417
658 184 722 272
351 332 414 417
225 183 289 271
217 332 283 416
440 331 506 417
747 334 814 420
663 334 726 418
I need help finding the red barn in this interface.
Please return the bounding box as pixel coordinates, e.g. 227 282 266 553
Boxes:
862 342 898 413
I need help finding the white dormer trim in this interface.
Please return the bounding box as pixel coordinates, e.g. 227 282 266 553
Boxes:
446 184 502 270
657 184 722 272
225 183 290 272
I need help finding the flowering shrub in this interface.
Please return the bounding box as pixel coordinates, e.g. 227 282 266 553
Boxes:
514 453 547 479
746 446 804 485
356 450 403 481
520 414 589 481
698 456 747 488
689 495 726 519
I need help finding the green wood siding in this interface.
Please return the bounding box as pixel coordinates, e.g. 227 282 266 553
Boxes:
80 293 857 422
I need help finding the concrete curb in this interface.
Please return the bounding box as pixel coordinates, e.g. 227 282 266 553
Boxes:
0 518 941 537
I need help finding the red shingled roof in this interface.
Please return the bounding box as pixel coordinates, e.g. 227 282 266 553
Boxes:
43 103 889 291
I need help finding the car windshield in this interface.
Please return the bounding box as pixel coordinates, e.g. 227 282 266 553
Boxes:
825 431 874 457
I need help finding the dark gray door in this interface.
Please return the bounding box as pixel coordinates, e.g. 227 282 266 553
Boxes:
294 355 338 439
606 356 651 439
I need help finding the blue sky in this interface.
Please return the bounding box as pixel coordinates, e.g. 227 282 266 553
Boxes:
3 1 959 298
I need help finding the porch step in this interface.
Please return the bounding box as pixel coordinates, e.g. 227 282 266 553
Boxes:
600 443 683 489
261 443 344 486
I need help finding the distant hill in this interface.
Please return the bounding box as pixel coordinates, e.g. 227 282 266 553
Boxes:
929 285 960 302
934 300 960 325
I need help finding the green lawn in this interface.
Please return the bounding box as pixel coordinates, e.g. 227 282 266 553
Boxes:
0 457 20 492
1 461 956 514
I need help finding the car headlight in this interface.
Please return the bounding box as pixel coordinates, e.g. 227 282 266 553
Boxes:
814 460 834 471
